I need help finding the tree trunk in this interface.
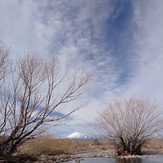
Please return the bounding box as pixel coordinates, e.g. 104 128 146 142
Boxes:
131 145 142 155
117 145 142 156
0 141 17 157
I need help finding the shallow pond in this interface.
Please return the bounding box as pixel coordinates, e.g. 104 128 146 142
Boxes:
67 155 163 163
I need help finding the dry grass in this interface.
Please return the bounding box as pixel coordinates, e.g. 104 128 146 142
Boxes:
144 139 163 150
17 138 97 156
17 138 163 157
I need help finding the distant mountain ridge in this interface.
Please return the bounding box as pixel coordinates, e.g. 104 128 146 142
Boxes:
66 132 96 140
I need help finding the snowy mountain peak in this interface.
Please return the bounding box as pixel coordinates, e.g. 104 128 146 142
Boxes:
67 132 95 140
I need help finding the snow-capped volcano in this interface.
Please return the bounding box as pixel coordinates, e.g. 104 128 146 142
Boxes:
67 132 95 140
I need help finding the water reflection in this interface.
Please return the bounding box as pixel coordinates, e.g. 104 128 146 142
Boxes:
116 157 142 163
67 156 163 163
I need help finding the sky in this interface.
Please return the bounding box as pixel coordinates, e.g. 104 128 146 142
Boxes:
0 0 163 137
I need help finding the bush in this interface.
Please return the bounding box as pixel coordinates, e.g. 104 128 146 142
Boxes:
93 138 100 145
18 137 92 156
22 138 71 156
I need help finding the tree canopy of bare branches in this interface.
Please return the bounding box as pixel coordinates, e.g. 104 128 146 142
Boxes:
95 97 163 156
0 46 90 156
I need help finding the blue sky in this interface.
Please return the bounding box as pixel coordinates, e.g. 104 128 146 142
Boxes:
1 0 163 137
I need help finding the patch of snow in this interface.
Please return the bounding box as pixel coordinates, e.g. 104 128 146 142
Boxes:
66 132 96 140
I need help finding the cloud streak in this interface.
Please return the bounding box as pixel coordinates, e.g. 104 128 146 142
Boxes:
0 0 163 136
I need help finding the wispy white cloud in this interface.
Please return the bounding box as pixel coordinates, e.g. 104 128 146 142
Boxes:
0 0 135 136
122 0 163 104
1 0 163 136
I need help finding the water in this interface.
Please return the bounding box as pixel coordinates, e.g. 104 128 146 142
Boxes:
67 155 163 163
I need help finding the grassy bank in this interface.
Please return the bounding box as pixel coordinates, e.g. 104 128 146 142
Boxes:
17 137 111 156
17 137 163 156
0 138 160 163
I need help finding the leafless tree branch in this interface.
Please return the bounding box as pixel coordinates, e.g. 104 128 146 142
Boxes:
0 51 90 156
94 97 163 156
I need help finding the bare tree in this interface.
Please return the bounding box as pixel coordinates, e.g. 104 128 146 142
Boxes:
0 41 9 136
94 98 163 156
0 53 90 156
0 40 9 85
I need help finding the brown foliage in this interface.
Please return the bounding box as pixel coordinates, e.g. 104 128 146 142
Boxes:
18 138 93 156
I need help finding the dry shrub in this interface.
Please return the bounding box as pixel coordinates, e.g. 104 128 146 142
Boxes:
18 138 71 156
17 137 115 157
18 138 92 156
144 139 163 150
